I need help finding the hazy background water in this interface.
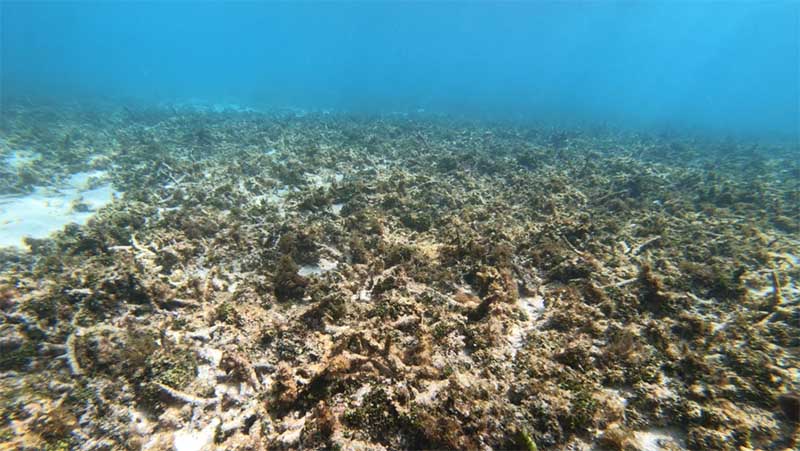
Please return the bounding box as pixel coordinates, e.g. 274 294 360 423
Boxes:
1 1 798 140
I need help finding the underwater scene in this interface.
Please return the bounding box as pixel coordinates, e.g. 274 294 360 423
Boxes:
0 2 798 451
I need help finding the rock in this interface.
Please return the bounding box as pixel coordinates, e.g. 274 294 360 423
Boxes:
777 391 799 423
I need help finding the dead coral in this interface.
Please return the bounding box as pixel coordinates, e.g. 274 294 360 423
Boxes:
0 106 797 451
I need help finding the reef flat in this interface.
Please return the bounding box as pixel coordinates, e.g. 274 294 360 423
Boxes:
0 105 798 451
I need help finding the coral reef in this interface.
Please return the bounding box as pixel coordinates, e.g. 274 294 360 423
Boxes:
0 104 798 450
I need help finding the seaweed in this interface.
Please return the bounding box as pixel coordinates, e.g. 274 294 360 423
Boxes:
273 254 308 301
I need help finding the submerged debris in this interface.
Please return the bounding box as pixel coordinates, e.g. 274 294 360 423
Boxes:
0 105 798 450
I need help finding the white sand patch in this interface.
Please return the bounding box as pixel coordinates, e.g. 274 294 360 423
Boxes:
507 326 526 352
508 295 546 355
354 288 371 302
306 171 344 189
3 150 41 168
173 418 220 451
263 187 291 204
215 381 253 399
197 347 223 367
748 284 774 299
129 408 154 435
277 414 307 446
520 295 545 319
353 384 373 404
255 186 293 217
634 427 685 450
603 387 633 407
196 364 215 384
779 252 799 266
331 203 344 215
660 376 676 392
0 171 119 248
414 379 449 406
299 257 338 276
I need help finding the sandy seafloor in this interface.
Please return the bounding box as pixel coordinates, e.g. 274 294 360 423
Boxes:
0 104 797 451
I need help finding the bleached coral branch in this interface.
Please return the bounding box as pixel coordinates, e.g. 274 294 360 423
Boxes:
154 382 218 406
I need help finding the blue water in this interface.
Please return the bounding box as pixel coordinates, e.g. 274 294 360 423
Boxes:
1 2 798 140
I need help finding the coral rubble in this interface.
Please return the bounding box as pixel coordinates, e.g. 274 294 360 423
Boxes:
0 105 798 450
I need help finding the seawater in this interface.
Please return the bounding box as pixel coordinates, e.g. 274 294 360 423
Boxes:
1 2 797 140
